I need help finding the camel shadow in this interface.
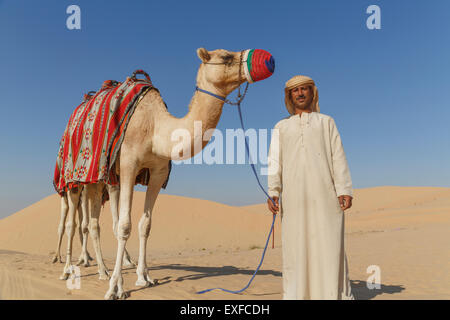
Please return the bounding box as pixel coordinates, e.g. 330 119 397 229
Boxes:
69 263 404 300
79 265 136 279
351 280 405 300
148 264 282 282
125 264 281 297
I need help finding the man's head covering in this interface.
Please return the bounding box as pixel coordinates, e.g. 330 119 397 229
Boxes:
284 75 320 115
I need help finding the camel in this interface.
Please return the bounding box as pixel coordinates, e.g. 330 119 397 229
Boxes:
56 177 136 280
98 47 273 299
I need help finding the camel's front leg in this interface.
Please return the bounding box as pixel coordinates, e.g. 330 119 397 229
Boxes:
59 188 81 280
52 195 68 263
135 166 169 287
86 183 110 280
108 184 136 268
77 187 93 267
105 167 136 300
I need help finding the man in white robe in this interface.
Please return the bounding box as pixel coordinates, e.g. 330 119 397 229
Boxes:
267 75 354 300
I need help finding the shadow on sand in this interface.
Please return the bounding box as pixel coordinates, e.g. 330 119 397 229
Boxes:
125 263 282 296
77 263 403 299
149 263 282 282
351 280 405 300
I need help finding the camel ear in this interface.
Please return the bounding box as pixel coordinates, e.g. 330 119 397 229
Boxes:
197 48 211 63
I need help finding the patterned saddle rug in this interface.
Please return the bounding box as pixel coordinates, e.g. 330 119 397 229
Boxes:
53 70 171 196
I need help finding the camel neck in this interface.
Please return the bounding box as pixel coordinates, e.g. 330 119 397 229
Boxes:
144 84 226 160
186 88 225 130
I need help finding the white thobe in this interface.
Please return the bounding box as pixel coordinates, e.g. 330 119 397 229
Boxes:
268 111 354 300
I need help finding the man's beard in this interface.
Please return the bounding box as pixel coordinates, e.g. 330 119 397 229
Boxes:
293 97 312 110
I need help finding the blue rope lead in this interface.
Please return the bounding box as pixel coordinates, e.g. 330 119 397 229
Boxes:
196 214 276 294
196 100 277 295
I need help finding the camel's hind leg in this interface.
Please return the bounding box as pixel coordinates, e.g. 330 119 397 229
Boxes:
77 188 93 267
52 195 69 263
136 165 169 287
85 183 110 280
108 184 136 268
59 187 81 280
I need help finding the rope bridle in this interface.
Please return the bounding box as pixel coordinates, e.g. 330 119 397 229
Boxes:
196 50 277 208
195 50 250 106
194 50 278 295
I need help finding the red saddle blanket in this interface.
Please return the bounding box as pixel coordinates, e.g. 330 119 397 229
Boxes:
53 76 170 196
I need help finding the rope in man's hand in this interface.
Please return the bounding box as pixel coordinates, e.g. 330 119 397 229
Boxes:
196 90 278 295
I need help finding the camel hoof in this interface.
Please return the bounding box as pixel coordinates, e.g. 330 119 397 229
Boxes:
122 259 136 268
135 279 150 287
122 252 137 268
76 256 90 267
104 286 129 300
135 276 156 287
117 291 129 300
59 272 70 281
52 256 62 264
105 290 117 300
99 269 110 280
99 273 110 280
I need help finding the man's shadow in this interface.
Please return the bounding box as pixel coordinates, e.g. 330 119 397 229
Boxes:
351 280 405 300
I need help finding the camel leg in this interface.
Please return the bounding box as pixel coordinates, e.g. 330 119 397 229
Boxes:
135 166 168 287
77 188 92 267
52 195 69 263
105 167 136 300
108 184 136 268
77 198 84 246
59 188 81 280
86 183 110 280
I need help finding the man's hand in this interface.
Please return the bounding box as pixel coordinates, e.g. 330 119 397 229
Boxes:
338 195 353 211
267 196 279 215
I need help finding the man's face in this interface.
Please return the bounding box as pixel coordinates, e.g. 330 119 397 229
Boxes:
290 85 314 111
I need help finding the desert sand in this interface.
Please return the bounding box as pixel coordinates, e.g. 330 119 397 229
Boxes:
0 186 449 300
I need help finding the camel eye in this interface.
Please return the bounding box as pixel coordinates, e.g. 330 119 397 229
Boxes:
221 54 234 63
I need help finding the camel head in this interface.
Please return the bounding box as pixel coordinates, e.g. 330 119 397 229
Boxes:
196 48 274 96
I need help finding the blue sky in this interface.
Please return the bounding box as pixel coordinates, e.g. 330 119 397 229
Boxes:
0 0 449 218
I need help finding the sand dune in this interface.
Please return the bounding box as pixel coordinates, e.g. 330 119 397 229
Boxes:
0 186 449 299
0 193 281 259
